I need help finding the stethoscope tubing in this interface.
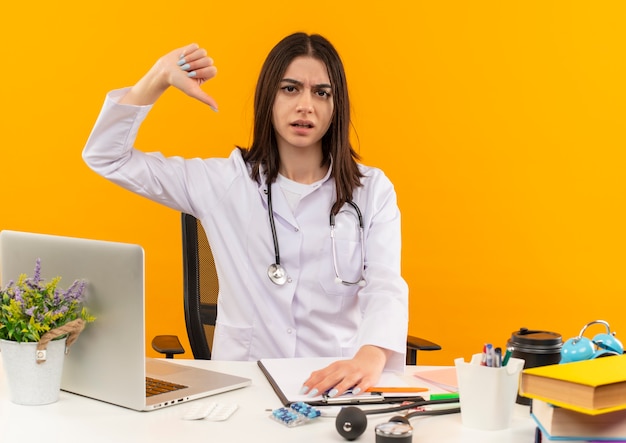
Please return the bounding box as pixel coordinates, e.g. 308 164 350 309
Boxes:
330 200 366 286
266 183 365 286
267 183 281 267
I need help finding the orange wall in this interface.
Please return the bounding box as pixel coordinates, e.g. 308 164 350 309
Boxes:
1 1 625 365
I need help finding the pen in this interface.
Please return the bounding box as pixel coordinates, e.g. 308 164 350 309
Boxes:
429 392 459 400
502 349 512 367
480 344 488 366
485 343 494 367
366 387 429 393
494 347 502 367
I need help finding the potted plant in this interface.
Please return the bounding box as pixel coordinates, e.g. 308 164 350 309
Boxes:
0 258 95 405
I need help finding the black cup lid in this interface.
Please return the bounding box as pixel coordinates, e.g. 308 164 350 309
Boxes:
509 327 562 348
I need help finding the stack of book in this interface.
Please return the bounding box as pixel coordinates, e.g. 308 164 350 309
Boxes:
519 354 626 442
532 398 626 442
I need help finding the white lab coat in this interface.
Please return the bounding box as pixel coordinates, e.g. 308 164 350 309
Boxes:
83 89 409 371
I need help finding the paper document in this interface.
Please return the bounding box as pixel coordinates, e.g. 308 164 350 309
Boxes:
412 367 459 392
258 357 429 406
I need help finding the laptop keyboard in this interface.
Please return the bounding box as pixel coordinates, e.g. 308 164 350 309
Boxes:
145 377 188 397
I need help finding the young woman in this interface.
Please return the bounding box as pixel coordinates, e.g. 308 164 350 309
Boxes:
83 33 408 398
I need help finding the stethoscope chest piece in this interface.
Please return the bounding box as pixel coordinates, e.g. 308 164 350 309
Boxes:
375 420 413 443
268 263 288 285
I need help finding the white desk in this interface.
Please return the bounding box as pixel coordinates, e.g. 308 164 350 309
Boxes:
0 358 537 442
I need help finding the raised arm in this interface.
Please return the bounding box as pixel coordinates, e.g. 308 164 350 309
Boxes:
119 43 218 110
82 43 223 216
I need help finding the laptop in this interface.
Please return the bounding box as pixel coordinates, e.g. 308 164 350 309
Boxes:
0 230 251 411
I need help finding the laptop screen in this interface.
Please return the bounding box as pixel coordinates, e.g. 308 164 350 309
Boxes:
0 230 251 411
0 230 148 409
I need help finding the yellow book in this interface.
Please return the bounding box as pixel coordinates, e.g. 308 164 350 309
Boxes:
519 354 626 415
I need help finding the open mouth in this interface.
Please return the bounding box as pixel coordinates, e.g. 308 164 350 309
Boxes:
291 121 314 128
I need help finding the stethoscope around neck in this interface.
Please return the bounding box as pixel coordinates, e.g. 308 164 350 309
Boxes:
265 184 366 287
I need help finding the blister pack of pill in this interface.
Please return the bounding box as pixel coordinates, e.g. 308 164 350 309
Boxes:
270 401 321 427
182 402 238 421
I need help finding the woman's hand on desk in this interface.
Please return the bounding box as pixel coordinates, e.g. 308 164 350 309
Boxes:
300 345 390 397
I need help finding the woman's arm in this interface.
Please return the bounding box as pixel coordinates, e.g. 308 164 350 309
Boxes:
82 43 224 215
300 345 391 397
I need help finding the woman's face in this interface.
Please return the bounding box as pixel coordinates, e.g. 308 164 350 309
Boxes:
271 56 334 154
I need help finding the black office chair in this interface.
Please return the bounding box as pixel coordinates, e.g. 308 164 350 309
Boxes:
152 213 217 359
152 213 441 363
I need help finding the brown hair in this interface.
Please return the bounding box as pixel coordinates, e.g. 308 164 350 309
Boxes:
240 32 363 215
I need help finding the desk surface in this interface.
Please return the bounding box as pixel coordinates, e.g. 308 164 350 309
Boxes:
0 358 536 442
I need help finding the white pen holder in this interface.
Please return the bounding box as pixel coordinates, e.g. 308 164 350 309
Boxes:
454 353 525 431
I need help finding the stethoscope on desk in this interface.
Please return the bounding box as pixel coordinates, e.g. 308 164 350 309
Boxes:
265 184 366 287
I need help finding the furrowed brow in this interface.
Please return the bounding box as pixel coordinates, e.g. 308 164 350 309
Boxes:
280 78 332 89
281 78 304 87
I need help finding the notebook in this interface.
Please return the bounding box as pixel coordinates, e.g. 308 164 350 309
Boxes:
412 367 459 392
0 230 251 411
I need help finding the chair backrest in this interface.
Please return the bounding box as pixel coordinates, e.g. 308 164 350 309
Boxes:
182 213 218 360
